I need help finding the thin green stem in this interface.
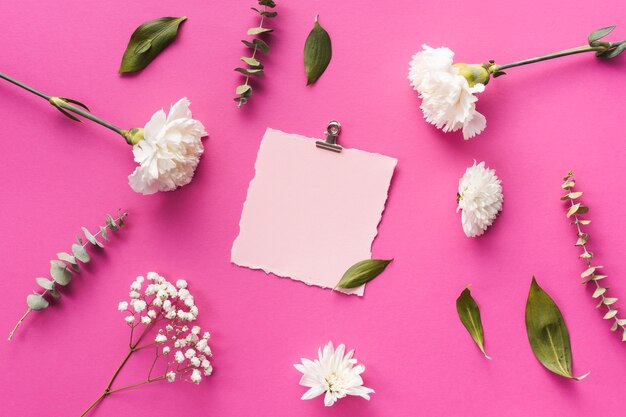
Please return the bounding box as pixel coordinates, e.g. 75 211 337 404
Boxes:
57 101 123 135
493 40 626 72
0 72 50 100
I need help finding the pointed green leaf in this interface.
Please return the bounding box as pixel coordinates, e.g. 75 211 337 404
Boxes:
562 180 575 189
234 67 264 76
567 203 581 218
50 260 72 286
247 27 273 35
72 243 90 263
336 259 392 289
604 309 618 319
27 294 49 310
35 277 54 291
592 287 607 298
603 297 618 306
100 226 109 242
253 38 270 54
119 17 187 73
258 0 276 8
525 277 588 380
304 17 332 85
82 226 103 248
456 287 490 359
251 7 277 17
589 26 615 43
611 321 619 331
106 215 118 231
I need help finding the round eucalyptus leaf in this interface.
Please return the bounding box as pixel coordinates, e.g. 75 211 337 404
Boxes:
35 277 54 290
27 294 49 310
72 244 90 263
50 260 72 286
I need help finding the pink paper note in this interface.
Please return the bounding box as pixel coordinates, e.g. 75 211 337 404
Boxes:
231 128 397 295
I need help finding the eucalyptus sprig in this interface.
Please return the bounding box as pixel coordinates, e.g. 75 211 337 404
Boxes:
8 210 128 341
562 172 626 340
234 0 277 107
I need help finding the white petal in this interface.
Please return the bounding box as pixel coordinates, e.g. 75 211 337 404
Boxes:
301 385 325 400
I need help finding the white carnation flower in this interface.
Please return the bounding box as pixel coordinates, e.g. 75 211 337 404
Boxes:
294 341 374 407
457 161 503 237
128 98 207 195
409 45 487 140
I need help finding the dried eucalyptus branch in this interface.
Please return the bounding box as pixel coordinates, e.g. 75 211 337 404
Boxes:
234 0 277 107
8 210 128 341
562 172 626 340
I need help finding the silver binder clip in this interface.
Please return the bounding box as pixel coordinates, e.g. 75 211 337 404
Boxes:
316 121 343 153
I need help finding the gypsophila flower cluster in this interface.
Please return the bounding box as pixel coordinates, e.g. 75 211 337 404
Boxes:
119 272 213 385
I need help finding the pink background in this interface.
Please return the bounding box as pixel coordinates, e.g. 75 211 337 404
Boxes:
1 0 625 416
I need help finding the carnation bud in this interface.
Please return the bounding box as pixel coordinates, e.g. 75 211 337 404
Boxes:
122 127 145 145
452 63 491 87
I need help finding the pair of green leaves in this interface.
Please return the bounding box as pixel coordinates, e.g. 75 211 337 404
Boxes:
456 278 588 380
335 259 392 289
119 17 187 73
588 26 626 59
303 16 332 85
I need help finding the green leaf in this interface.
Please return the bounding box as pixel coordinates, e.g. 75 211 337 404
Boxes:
27 294 49 310
304 17 332 85
241 56 261 67
56 252 75 264
258 0 276 7
236 84 252 96
35 277 54 291
49 286 61 299
50 260 72 286
525 277 588 380
106 215 118 231
456 287 490 359
100 226 109 242
234 67 264 76
592 287 607 298
598 42 626 59
336 259 392 289
247 27 273 35
566 203 581 218
82 226 103 248
119 16 187 73
253 38 270 54
588 26 615 43
251 8 277 17
72 243 90 263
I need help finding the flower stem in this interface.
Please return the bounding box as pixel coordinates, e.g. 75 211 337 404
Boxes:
7 308 32 341
0 71 125 137
491 40 626 72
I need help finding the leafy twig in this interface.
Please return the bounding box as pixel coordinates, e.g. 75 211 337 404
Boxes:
234 0 277 107
8 210 128 341
562 172 626 340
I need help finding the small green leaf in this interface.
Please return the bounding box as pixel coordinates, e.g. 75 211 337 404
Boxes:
567 203 581 218
234 67 264 76
603 297 618 306
76 235 83 245
456 287 490 359
82 226 103 248
27 294 49 310
241 56 261 67
236 84 252 96
247 27 273 35
251 7 277 17
72 244 90 263
49 286 61 299
336 259 392 289
253 38 270 53
525 277 588 380
304 16 332 85
50 261 72 286
106 215 118 231
119 17 187 73
258 0 276 7
100 226 109 242
592 287 607 298
562 180 575 189
35 277 54 291
604 309 618 319
588 26 616 43
598 42 626 59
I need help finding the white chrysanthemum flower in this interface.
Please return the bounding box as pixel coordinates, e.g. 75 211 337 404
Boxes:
294 342 374 407
457 161 503 237
408 45 487 140
118 301 128 311
128 98 207 195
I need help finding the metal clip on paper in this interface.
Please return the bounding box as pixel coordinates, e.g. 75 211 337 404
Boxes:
316 121 342 153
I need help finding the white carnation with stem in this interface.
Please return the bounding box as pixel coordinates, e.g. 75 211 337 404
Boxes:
457 161 503 237
408 28 626 139
294 341 374 407
80 273 213 417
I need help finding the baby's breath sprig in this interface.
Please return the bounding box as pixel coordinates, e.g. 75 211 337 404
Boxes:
8 210 128 341
234 0 277 107
562 172 626 340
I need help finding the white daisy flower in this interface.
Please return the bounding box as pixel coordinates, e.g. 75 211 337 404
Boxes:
294 341 374 407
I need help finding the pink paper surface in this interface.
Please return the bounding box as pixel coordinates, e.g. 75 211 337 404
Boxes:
232 128 397 296
1 0 626 416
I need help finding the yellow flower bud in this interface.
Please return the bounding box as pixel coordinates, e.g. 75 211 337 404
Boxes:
452 63 491 87
122 128 145 145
